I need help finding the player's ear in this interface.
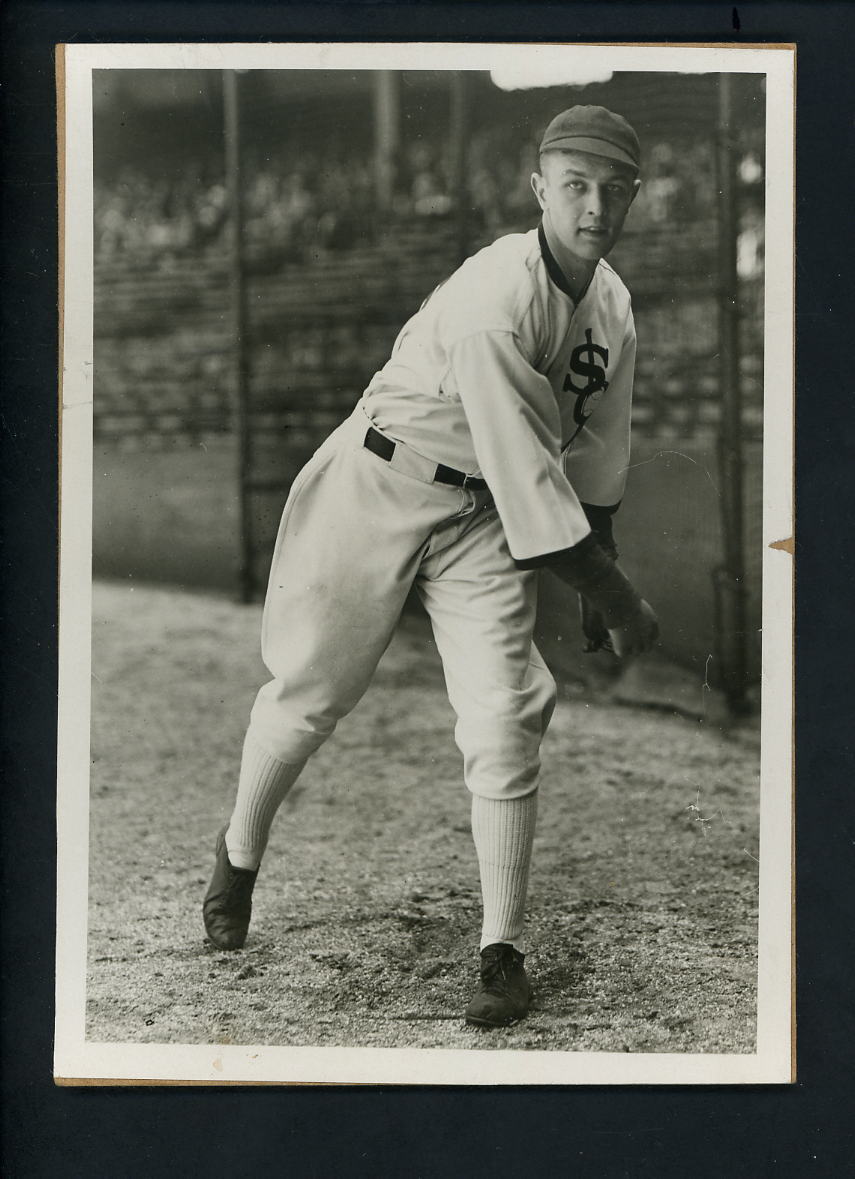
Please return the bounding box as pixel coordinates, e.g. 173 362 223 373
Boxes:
628 177 641 206
530 171 546 209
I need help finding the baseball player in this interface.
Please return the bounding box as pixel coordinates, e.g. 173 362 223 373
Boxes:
203 106 659 1028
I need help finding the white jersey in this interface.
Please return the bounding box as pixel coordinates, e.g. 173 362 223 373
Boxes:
362 225 636 564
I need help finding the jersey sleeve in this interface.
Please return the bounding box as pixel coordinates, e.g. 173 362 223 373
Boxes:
562 311 636 508
448 329 592 562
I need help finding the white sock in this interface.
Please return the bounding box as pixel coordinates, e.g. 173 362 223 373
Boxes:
225 730 305 870
471 791 538 955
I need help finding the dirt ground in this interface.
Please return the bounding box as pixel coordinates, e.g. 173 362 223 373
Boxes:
86 579 760 1053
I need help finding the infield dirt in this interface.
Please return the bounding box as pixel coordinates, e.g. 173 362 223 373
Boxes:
86 580 760 1054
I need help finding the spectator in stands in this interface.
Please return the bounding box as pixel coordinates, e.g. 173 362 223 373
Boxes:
409 143 453 217
93 122 755 265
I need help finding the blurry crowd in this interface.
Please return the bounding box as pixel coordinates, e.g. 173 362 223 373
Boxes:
94 129 764 272
95 165 230 261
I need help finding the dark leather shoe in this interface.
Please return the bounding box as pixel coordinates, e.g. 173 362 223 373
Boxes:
465 943 532 1027
202 826 258 950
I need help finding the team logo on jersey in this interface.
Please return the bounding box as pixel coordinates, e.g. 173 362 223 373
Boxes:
563 329 610 427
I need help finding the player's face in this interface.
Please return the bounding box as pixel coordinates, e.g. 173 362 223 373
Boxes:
531 150 640 264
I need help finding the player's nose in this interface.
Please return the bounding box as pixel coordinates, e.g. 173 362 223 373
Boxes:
586 187 606 218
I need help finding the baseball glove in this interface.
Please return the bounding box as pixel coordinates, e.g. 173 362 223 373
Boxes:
579 502 618 654
579 594 615 654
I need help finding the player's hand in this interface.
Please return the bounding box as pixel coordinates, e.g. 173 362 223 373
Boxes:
607 598 659 659
579 595 614 654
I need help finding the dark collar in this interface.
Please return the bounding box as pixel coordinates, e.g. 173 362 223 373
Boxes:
538 222 596 304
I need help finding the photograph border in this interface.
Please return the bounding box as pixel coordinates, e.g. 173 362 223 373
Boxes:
54 39 794 1087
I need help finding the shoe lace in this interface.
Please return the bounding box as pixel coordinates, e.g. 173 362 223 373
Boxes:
481 945 519 985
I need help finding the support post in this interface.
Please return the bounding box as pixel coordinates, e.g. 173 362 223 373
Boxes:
714 74 748 713
373 70 400 214
223 69 254 603
449 71 469 263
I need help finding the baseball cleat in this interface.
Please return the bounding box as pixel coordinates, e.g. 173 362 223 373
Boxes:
465 943 532 1027
202 826 258 950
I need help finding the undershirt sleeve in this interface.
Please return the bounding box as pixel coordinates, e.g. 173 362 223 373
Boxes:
449 329 592 562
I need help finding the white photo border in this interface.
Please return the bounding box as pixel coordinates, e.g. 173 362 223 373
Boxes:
55 40 794 1086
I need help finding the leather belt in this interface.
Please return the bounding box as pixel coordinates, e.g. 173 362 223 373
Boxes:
363 426 489 491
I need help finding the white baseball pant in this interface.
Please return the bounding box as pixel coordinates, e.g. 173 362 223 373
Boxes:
246 403 557 801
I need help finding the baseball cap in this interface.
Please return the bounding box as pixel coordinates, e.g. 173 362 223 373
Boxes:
539 106 641 171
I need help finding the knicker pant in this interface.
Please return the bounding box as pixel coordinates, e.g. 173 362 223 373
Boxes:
248 406 557 800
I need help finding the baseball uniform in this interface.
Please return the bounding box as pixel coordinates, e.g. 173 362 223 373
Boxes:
243 225 635 801
204 106 653 1025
